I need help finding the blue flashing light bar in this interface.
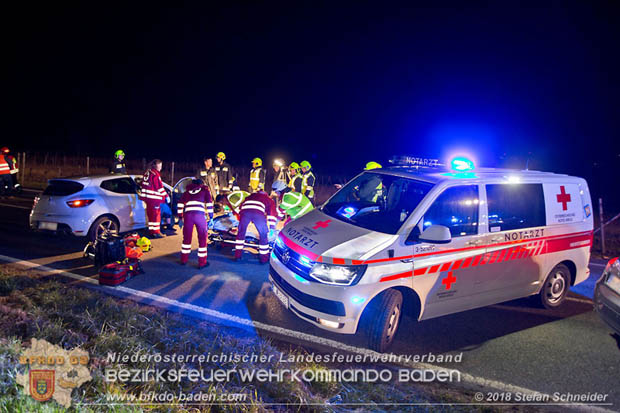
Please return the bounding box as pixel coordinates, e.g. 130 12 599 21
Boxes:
450 156 475 171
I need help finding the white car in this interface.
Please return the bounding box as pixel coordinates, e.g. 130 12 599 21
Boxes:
29 174 188 240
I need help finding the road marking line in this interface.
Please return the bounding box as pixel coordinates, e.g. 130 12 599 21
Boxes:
0 253 614 413
0 202 31 210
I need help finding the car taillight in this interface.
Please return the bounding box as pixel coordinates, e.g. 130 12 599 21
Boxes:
66 199 95 208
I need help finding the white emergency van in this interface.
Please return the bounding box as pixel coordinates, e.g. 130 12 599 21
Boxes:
269 156 594 351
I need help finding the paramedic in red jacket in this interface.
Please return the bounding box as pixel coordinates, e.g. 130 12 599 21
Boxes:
177 179 214 268
234 190 278 263
140 159 168 238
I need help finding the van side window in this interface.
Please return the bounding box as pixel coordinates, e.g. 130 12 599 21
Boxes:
421 185 479 237
486 184 546 231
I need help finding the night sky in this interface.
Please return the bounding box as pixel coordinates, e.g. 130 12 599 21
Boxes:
5 1 620 205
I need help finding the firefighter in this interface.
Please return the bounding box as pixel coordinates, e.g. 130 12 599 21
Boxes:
197 157 217 199
249 157 266 193
139 159 168 238
177 179 214 268
110 150 127 174
278 191 314 224
356 161 384 203
288 162 302 192
234 190 277 263
214 152 234 194
0 147 12 196
300 160 316 204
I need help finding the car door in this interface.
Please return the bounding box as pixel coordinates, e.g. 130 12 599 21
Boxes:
475 182 547 304
100 177 146 230
413 184 486 319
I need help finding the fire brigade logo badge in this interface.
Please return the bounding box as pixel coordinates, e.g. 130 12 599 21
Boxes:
29 370 55 402
17 338 92 407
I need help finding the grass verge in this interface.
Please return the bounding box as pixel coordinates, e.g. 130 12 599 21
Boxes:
1 264 552 412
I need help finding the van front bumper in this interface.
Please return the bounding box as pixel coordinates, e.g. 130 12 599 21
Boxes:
269 254 374 334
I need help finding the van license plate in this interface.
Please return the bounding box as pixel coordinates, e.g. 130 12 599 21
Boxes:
39 222 58 231
272 285 289 309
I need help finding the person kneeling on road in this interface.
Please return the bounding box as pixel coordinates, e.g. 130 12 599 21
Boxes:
177 179 214 269
234 190 277 263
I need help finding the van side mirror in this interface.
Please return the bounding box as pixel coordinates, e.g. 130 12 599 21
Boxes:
419 225 452 244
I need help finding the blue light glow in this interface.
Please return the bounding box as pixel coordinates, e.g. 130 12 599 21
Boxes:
299 255 312 267
293 273 309 284
450 157 475 171
351 296 366 304
275 237 285 249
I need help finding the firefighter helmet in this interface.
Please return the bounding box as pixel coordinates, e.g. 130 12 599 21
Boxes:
252 157 263 167
364 161 382 170
136 237 152 252
216 152 226 160
114 149 125 159
289 162 300 170
300 160 311 170
0 147 9 154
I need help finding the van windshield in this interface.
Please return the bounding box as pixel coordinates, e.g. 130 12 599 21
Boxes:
321 172 433 234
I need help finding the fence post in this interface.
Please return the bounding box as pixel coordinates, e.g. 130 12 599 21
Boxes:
21 152 26 181
599 198 606 258
171 162 175 184
86 156 90 175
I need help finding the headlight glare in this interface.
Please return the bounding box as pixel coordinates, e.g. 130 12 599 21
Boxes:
309 263 367 285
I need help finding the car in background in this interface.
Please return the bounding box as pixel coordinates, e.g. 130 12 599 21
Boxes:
29 175 189 240
594 257 620 335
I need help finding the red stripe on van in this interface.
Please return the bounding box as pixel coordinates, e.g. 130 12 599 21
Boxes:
332 257 345 265
462 256 473 268
380 271 413 282
279 234 319 261
414 267 428 276
429 264 441 273
440 262 451 272
452 259 463 270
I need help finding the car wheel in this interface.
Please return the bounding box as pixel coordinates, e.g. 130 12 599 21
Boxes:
88 216 119 241
367 289 403 352
539 263 570 309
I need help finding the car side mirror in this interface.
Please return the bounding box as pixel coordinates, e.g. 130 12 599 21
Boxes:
419 225 452 244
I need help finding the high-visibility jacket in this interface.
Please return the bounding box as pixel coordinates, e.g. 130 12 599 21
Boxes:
139 168 166 205
177 183 214 220
356 176 383 203
0 155 10 175
289 173 302 192
249 167 266 192
279 192 314 220
227 190 250 215
214 162 234 193
240 191 278 230
301 169 316 200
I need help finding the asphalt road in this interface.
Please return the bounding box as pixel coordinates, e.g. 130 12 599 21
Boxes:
1 190 618 410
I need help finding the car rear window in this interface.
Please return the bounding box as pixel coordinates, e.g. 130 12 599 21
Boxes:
42 180 85 196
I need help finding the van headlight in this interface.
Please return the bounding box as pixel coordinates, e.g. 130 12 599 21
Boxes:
309 263 367 286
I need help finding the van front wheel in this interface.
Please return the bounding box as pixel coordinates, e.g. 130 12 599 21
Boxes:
367 289 403 352
539 263 570 309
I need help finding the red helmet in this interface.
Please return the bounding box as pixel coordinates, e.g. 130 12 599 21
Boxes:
0 147 8 154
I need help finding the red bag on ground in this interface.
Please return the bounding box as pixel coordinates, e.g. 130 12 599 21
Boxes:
125 245 144 259
98 258 144 286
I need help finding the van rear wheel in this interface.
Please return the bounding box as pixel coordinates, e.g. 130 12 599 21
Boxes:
367 289 403 352
539 263 570 309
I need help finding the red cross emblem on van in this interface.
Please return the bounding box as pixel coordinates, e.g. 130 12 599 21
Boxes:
556 186 571 211
313 220 331 230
